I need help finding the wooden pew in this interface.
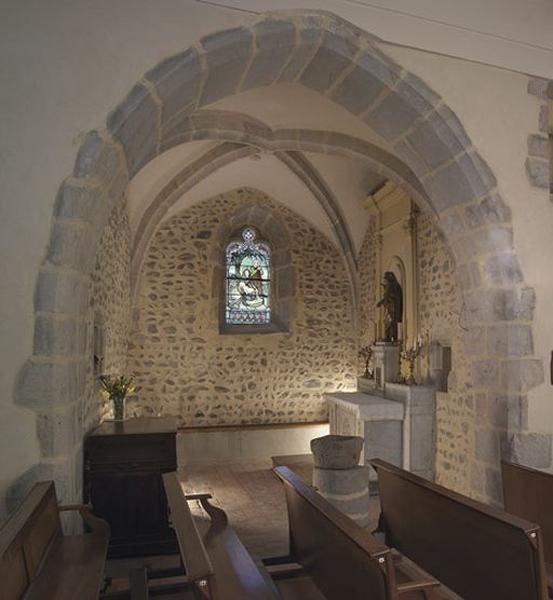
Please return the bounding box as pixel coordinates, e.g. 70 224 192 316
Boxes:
0 480 110 600
161 471 280 600
370 458 549 600
273 465 441 600
502 459 553 592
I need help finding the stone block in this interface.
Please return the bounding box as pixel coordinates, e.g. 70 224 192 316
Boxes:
199 27 253 106
487 324 533 358
476 429 499 464
482 253 522 286
457 152 497 198
145 47 202 130
472 359 500 388
311 435 363 469
506 395 528 431
396 73 440 116
407 105 470 170
525 157 550 189
539 104 549 133
527 77 551 100
463 194 511 228
330 49 398 114
54 181 108 231
439 210 465 237
463 287 535 324
15 359 82 409
527 134 550 159
300 30 358 94
364 90 421 141
424 160 478 212
470 462 485 495
34 315 79 357
241 19 295 90
312 465 370 495
453 228 514 262
485 467 503 503
500 359 544 392
277 16 322 82
34 268 88 316
513 433 552 468
46 220 97 274
107 83 159 176
393 139 429 179
36 403 80 457
486 395 508 429
410 415 434 471
73 130 122 185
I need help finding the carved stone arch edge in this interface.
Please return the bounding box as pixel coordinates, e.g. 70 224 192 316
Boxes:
8 9 545 508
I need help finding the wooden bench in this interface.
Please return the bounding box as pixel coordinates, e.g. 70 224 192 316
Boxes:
502 459 553 594
0 480 110 600
272 465 441 600
155 471 280 599
370 458 549 600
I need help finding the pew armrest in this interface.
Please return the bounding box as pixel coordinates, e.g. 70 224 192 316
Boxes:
397 579 441 594
58 503 111 536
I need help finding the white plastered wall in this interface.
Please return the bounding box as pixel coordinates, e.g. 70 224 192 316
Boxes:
382 44 553 436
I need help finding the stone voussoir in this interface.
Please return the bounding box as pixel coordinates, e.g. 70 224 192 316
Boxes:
15 358 83 410
240 19 297 91
199 27 254 106
34 268 89 316
300 28 359 94
107 82 160 177
33 314 80 357
500 358 544 392
144 47 203 130
46 219 98 274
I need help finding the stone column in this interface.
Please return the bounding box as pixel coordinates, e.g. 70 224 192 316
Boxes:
311 435 370 527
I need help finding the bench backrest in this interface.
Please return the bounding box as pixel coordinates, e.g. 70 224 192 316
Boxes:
162 473 215 588
274 466 394 600
502 460 553 565
371 458 548 600
163 472 279 600
0 482 62 600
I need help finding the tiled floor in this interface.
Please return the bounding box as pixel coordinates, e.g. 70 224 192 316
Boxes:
178 459 381 559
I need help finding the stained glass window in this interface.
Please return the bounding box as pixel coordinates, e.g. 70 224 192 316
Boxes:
225 227 271 325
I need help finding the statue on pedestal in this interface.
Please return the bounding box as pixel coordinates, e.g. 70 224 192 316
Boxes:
377 271 403 343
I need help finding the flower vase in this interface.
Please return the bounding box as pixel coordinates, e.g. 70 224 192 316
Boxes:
112 395 126 421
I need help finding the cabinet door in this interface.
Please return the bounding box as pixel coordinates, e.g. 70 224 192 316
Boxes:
89 471 170 542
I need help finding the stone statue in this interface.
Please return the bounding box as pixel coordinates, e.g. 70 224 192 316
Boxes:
377 271 403 342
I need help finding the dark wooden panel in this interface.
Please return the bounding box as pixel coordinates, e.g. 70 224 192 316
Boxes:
274 466 389 600
371 458 548 600
84 417 178 557
502 460 553 565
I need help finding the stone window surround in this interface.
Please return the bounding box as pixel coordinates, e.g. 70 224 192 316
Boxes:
213 203 295 335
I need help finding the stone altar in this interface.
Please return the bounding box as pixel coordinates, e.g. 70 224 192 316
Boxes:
325 380 435 482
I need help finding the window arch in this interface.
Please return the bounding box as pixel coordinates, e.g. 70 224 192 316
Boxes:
225 227 271 325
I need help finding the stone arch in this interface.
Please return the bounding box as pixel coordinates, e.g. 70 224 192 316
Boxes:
12 9 543 506
211 198 295 334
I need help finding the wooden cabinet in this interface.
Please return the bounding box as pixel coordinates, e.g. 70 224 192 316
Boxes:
84 417 178 558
